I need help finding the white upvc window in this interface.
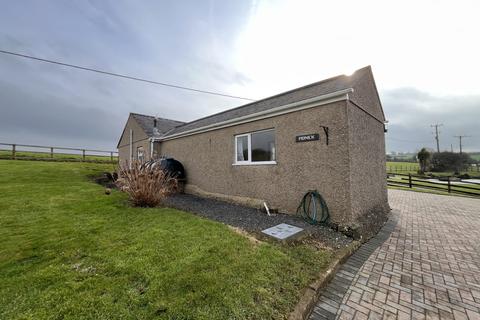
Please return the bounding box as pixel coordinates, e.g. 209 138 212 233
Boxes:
137 146 145 162
234 129 276 165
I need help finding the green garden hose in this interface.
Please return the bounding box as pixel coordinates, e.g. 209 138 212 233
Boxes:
296 190 330 225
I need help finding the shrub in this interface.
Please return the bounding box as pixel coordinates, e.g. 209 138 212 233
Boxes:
430 152 472 172
459 173 470 179
116 161 177 207
417 148 431 174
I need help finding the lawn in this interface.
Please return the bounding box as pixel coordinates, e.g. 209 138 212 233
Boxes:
0 160 331 319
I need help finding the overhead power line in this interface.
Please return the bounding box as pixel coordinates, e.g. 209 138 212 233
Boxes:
0 49 256 101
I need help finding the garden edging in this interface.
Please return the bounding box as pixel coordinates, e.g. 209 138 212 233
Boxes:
288 240 361 320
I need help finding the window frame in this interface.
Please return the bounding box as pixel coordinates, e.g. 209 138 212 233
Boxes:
137 146 145 162
233 129 277 166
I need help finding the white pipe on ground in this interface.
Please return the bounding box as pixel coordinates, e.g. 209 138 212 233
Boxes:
129 129 133 167
150 138 154 159
263 202 271 216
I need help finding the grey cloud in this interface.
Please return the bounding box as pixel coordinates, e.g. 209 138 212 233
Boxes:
382 88 480 153
0 1 254 150
0 81 123 148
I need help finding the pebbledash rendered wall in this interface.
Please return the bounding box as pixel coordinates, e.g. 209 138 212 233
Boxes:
117 116 152 165
346 72 389 231
159 99 388 227
347 102 389 232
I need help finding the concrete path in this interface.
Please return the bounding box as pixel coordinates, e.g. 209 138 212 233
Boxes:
310 189 480 320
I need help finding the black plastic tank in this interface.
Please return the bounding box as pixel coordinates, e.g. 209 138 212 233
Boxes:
159 158 186 180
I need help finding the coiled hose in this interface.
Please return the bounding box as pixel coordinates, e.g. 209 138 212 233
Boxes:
296 190 330 225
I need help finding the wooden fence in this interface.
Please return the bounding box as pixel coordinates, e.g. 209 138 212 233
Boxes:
387 173 480 197
386 165 419 172
387 164 479 173
0 142 118 164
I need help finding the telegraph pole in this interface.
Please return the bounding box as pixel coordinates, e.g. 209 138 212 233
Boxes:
431 123 443 152
453 135 470 153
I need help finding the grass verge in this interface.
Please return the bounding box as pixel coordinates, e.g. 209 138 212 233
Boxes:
0 160 331 319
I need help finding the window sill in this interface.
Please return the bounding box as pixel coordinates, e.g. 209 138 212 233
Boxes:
232 161 277 166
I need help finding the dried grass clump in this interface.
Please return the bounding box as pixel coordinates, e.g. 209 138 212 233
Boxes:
116 161 178 207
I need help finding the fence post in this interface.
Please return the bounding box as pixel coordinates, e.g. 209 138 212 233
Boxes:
82 150 86 161
408 173 412 188
12 144 16 160
50 147 54 158
447 177 451 193
110 152 114 162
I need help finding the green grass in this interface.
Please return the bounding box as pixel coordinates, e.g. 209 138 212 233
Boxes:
0 160 331 319
386 161 419 174
386 161 479 176
387 176 480 196
0 150 118 163
387 161 480 197
469 153 480 161
388 185 480 198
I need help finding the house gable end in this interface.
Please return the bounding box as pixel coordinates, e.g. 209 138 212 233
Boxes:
116 114 148 149
349 66 386 122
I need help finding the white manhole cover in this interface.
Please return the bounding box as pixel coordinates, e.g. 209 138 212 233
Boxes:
261 223 304 240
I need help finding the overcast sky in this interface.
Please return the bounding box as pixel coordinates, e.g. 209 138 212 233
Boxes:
0 0 479 153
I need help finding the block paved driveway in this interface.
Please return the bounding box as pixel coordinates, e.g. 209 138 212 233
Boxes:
310 189 480 320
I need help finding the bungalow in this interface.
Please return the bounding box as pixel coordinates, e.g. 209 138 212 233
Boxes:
117 66 389 232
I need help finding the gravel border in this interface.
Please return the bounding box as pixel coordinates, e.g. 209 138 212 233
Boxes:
164 193 352 249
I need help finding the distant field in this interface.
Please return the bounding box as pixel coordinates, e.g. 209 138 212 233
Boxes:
470 153 480 161
0 149 118 163
386 161 419 173
386 161 479 176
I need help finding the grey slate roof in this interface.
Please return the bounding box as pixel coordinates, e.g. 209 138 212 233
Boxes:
164 66 375 136
127 66 383 142
131 113 185 138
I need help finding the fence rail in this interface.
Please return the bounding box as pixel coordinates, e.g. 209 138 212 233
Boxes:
0 142 118 163
386 165 419 172
386 165 479 173
387 173 480 197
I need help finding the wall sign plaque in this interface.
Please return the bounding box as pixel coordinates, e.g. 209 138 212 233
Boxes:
295 133 320 142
